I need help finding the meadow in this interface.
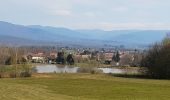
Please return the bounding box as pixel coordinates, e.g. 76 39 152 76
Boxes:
0 73 170 100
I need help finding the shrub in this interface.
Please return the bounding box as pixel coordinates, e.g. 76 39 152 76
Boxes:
20 63 32 77
20 71 31 77
141 37 170 79
77 67 103 74
77 67 93 73
9 72 17 78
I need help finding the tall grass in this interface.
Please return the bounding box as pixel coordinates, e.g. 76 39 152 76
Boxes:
0 64 32 78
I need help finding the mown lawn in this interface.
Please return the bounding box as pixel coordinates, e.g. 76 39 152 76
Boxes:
0 74 170 100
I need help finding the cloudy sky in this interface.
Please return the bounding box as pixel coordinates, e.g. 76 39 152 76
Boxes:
0 0 170 30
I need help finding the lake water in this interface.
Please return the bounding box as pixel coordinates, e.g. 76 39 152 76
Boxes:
35 65 137 74
35 65 79 73
98 68 123 74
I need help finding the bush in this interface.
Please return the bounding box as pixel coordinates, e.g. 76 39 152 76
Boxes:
77 67 103 74
20 63 32 77
9 72 17 78
91 68 103 74
0 64 32 78
20 71 31 77
141 38 170 79
77 67 93 73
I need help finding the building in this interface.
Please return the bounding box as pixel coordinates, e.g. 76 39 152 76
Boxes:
30 51 46 63
104 52 114 61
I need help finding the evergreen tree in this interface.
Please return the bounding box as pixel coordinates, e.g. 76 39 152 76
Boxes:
66 54 74 65
112 51 120 63
56 52 65 64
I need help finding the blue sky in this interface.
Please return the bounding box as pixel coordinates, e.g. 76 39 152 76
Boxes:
0 0 170 30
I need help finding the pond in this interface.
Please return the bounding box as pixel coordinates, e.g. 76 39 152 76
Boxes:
98 68 123 74
35 65 79 73
34 65 138 74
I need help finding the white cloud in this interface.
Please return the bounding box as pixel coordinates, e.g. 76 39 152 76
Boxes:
112 6 128 12
1 0 170 30
70 22 170 30
99 22 170 30
72 0 99 5
83 12 96 18
50 10 73 16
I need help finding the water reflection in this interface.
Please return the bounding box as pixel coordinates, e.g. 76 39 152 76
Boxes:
36 65 79 73
35 65 138 74
99 68 123 74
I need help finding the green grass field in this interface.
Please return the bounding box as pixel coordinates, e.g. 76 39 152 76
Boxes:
0 73 170 100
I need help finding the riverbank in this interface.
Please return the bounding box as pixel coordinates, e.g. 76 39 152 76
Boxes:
74 63 112 68
0 73 170 100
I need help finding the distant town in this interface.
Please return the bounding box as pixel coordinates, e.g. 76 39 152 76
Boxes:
17 46 143 67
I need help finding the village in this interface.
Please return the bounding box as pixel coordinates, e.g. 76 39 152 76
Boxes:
25 47 143 67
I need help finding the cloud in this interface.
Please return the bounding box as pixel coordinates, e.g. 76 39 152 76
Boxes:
72 0 99 5
83 12 96 18
70 22 170 30
50 10 73 16
98 22 170 30
1 0 170 30
112 6 128 12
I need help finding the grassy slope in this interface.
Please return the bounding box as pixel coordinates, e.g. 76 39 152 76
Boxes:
0 74 170 100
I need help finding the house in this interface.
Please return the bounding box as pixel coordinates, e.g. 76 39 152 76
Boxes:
32 56 45 63
81 54 91 59
49 51 58 60
31 51 46 63
48 51 58 64
104 52 114 61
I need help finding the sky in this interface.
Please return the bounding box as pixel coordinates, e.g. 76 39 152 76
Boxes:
0 0 170 30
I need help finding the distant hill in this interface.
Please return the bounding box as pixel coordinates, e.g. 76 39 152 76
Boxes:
0 21 169 48
111 30 168 44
